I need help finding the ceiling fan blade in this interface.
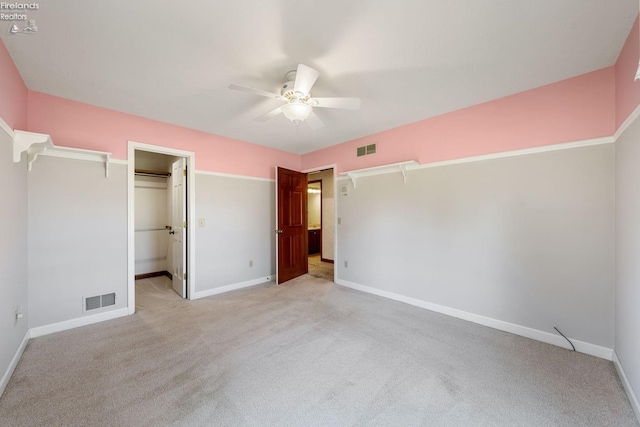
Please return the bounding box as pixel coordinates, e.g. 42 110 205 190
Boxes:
229 84 283 100
306 111 325 130
311 97 361 110
293 64 320 95
254 106 283 122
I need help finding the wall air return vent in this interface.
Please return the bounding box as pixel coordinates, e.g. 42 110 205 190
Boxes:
357 142 377 157
84 293 116 312
85 296 101 311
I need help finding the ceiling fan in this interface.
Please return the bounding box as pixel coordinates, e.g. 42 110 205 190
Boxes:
229 64 360 129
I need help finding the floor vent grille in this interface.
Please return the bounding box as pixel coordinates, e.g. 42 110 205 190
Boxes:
84 293 116 312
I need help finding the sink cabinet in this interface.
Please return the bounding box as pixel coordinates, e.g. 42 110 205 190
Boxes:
308 229 321 254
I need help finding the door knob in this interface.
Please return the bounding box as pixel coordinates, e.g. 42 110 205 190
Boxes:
169 230 175 235
275 229 283 234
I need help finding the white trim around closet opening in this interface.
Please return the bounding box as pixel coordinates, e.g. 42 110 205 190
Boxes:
127 141 197 313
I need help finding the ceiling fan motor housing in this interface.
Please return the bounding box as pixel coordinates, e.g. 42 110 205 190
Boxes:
281 79 296 97
281 71 297 97
281 70 311 101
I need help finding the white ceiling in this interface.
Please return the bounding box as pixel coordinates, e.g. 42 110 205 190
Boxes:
2 1 637 154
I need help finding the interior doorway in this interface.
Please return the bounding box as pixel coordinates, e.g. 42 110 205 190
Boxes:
307 172 334 281
275 166 335 284
127 142 196 313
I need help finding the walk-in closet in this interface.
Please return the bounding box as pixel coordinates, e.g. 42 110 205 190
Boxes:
134 151 177 280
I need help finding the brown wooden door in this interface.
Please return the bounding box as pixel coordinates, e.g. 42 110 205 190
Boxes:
277 167 308 284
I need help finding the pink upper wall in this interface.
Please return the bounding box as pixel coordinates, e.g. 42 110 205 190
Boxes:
15 16 640 178
616 16 640 129
27 92 300 179
302 68 616 173
0 38 28 130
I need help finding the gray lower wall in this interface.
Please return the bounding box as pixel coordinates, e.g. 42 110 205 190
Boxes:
337 144 615 348
28 157 128 328
194 174 275 292
615 116 640 405
0 128 29 387
25 159 276 328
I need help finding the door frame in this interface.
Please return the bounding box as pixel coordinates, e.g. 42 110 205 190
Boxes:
307 179 322 256
127 141 197 314
300 164 337 283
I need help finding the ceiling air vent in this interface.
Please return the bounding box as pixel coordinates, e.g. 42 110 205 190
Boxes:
84 293 116 312
357 142 377 157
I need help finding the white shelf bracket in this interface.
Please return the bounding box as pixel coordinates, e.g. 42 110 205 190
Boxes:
399 164 409 184
105 153 111 178
13 130 54 170
345 172 357 189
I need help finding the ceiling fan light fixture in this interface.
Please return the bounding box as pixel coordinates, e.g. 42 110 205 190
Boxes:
281 102 312 123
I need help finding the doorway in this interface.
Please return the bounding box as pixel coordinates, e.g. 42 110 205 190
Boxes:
307 173 334 281
127 142 196 314
275 166 335 284
133 150 187 297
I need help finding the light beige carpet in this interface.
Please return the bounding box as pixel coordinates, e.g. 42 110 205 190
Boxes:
0 275 637 426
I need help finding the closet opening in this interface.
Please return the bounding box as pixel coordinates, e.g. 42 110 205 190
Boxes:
127 142 196 314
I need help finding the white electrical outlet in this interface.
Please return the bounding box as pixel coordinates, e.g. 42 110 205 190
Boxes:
249 260 253 267
344 261 348 268
198 218 205 227
15 305 24 320
338 217 341 225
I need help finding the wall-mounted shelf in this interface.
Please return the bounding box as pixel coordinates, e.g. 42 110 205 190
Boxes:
340 160 420 188
12 129 112 177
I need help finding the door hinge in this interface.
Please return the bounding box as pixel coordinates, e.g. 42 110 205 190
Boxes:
184 272 188 280
184 221 187 228
183 169 186 176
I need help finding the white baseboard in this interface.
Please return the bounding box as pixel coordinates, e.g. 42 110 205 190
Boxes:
613 351 640 422
29 307 130 338
0 330 30 398
191 275 274 300
335 279 613 360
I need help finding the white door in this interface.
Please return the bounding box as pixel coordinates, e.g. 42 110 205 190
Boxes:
171 158 187 298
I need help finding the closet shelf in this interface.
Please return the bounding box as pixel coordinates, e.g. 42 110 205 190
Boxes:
340 160 419 188
12 129 112 177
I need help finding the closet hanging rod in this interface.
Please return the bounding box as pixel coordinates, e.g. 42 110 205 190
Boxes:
134 169 171 178
135 228 171 232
